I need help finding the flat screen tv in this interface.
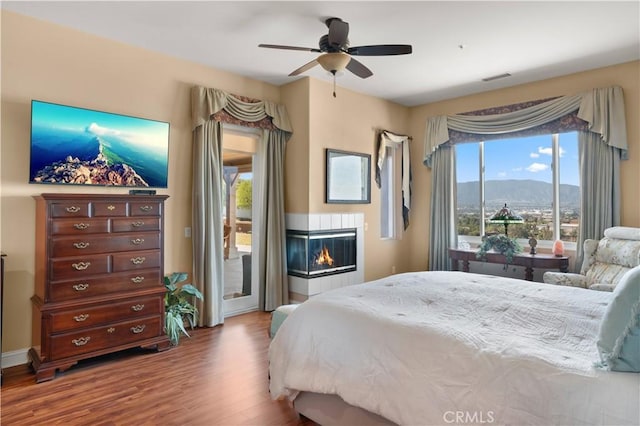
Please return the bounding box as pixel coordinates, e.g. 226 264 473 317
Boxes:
29 100 170 188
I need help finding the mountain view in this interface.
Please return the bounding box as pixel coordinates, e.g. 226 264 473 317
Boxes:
457 179 580 210
456 179 580 240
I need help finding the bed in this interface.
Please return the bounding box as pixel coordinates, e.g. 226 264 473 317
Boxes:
269 271 640 425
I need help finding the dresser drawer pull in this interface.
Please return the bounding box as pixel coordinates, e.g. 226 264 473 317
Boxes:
72 283 89 291
107 205 116 211
73 242 90 249
130 325 146 334
130 238 145 245
130 257 146 265
131 221 145 227
72 337 91 346
73 314 89 322
72 262 91 271
131 304 145 312
130 276 145 284
107 327 116 334
73 223 90 230
139 205 153 212
66 206 81 213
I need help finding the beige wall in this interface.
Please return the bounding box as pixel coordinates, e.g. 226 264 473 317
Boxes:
0 11 280 352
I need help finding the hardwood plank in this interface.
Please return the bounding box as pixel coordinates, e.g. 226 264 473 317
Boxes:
1 311 314 425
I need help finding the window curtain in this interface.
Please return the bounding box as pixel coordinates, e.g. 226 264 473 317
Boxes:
191 87 293 325
428 145 457 270
423 86 627 271
375 130 412 229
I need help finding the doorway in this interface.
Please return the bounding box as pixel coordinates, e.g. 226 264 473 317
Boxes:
222 126 260 316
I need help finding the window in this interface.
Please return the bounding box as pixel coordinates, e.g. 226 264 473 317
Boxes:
380 143 402 239
456 132 580 244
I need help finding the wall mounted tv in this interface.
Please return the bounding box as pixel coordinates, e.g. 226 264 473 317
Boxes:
29 100 169 188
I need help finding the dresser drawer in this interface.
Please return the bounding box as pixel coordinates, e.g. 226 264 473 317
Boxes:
92 201 127 217
51 202 90 218
49 296 163 332
50 255 110 281
51 218 110 236
112 250 160 272
111 217 161 233
49 315 163 360
52 233 161 256
48 270 162 301
130 201 162 217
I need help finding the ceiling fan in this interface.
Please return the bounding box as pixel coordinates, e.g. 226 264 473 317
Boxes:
258 17 412 84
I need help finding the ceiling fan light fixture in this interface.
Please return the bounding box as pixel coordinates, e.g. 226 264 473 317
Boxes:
317 52 351 73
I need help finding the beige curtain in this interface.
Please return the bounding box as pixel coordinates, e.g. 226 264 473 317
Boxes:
191 87 292 325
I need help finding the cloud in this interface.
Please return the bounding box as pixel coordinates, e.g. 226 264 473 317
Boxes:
536 146 566 157
86 122 122 137
526 162 549 173
530 152 540 158
537 146 553 156
512 167 522 172
497 171 507 177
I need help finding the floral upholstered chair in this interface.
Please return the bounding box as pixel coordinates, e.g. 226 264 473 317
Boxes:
543 227 640 292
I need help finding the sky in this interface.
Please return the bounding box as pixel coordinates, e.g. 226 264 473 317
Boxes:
456 132 579 186
32 100 169 150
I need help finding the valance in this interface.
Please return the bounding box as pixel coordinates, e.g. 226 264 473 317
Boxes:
191 86 293 134
376 130 412 230
423 86 628 167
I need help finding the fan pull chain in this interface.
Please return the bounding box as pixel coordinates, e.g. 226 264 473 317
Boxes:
332 71 337 98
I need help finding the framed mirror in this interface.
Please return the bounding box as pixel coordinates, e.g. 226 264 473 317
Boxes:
325 149 371 204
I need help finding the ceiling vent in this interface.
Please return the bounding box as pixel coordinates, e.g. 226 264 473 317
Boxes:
482 72 512 82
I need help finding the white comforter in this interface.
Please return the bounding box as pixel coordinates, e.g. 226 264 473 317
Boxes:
269 271 640 425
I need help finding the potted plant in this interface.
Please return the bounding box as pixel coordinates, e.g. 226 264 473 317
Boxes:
476 234 522 268
164 272 204 346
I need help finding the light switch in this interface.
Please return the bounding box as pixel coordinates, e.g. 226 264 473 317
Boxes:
184 227 191 238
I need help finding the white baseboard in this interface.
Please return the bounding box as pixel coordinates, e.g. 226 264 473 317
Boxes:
2 348 30 368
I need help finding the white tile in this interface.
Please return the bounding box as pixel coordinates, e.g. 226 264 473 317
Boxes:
331 214 342 229
289 276 308 295
320 214 332 230
354 213 364 228
286 214 307 231
308 214 320 231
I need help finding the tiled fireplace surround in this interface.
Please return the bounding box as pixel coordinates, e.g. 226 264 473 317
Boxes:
285 213 365 302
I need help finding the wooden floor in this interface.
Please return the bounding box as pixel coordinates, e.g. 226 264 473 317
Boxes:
1 311 315 425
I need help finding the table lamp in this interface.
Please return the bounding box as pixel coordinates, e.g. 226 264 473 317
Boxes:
488 203 524 236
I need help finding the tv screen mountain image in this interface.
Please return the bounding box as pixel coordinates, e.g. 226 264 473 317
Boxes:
29 100 169 188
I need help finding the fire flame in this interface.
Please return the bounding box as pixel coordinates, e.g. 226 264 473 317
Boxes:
315 246 334 266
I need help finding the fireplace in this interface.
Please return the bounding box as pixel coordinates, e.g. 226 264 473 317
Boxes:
286 229 357 278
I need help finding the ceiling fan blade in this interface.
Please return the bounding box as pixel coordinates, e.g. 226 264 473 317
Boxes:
259 44 321 53
346 58 373 79
327 18 349 48
347 44 413 56
289 59 319 76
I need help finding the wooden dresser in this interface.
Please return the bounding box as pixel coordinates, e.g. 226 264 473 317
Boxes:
30 193 171 382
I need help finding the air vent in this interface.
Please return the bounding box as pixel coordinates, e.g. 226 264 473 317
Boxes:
482 73 512 82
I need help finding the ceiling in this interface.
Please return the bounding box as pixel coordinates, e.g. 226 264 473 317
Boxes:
3 1 639 106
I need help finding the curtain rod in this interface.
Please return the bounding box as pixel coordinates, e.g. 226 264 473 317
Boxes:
380 129 413 140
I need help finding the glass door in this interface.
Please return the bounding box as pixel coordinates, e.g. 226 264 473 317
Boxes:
222 127 259 316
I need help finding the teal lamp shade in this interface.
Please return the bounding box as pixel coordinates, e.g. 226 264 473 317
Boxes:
488 203 524 236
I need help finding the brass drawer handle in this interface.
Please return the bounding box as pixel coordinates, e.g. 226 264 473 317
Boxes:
139 205 153 212
73 314 89 322
130 276 145 284
107 205 116 211
72 337 91 346
130 257 145 265
73 242 90 249
107 327 115 334
132 221 145 227
72 262 91 271
130 238 145 245
131 304 145 312
66 206 81 213
73 283 89 291
73 223 90 230
130 325 146 334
